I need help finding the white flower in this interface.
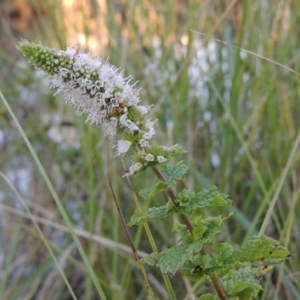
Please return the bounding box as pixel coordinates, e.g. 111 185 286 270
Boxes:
139 139 149 148
114 140 132 157
145 154 155 162
123 163 142 177
138 105 152 115
128 122 140 133
18 42 143 138
157 156 167 163
143 130 156 140
145 120 156 130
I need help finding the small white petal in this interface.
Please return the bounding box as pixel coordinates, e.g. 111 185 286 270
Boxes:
114 140 132 157
143 130 156 139
139 139 149 148
122 163 142 177
157 156 167 163
145 154 154 162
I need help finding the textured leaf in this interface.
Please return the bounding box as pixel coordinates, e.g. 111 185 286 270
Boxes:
176 186 232 217
214 243 235 263
128 201 175 227
230 235 291 266
156 244 189 275
139 181 169 200
186 238 206 256
182 243 235 278
139 186 153 199
140 252 159 266
180 263 205 281
192 213 234 239
222 268 262 299
161 161 189 185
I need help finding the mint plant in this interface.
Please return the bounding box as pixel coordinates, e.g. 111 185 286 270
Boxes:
18 41 290 299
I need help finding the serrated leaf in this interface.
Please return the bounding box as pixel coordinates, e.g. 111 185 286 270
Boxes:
180 264 205 281
140 252 159 266
176 186 232 217
181 242 236 279
139 181 169 200
139 187 153 199
230 235 291 266
128 201 175 227
193 214 231 238
161 161 189 185
186 238 206 256
222 268 262 299
157 244 189 275
143 239 207 277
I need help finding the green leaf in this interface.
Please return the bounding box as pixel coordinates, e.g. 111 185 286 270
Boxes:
230 235 291 266
192 213 234 239
140 252 159 266
196 294 221 300
166 144 188 157
222 268 263 299
176 186 232 217
214 243 235 263
161 161 189 185
172 223 187 231
196 294 239 300
139 187 153 199
139 181 169 200
184 243 235 278
180 263 205 281
157 244 189 275
128 201 175 227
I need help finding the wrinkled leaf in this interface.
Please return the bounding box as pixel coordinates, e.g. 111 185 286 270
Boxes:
222 268 263 299
139 181 169 200
161 161 189 185
229 235 291 266
156 244 189 275
140 252 159 266
192 213 234 239
176 186 232 216
128 201 175 227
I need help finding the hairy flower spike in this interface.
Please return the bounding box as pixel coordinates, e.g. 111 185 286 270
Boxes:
17 41 152 138
18 41 170 175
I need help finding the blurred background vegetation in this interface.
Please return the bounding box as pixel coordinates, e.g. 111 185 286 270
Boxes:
0 0 300 299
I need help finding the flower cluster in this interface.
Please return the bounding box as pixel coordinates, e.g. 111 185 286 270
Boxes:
18 41 171 175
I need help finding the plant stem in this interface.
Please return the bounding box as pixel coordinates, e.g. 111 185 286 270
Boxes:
106 148 157 300
151 166 228 299
125 170 177 300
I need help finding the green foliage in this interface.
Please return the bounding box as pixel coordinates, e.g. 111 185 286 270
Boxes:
131 158 290 299
176 186 232 216
228 235 291 266
197 295 239 300
128 200 174 227
3 2 298 299
160 161 189 185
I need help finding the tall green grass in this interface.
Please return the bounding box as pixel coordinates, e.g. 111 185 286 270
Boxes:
0 0 299 299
